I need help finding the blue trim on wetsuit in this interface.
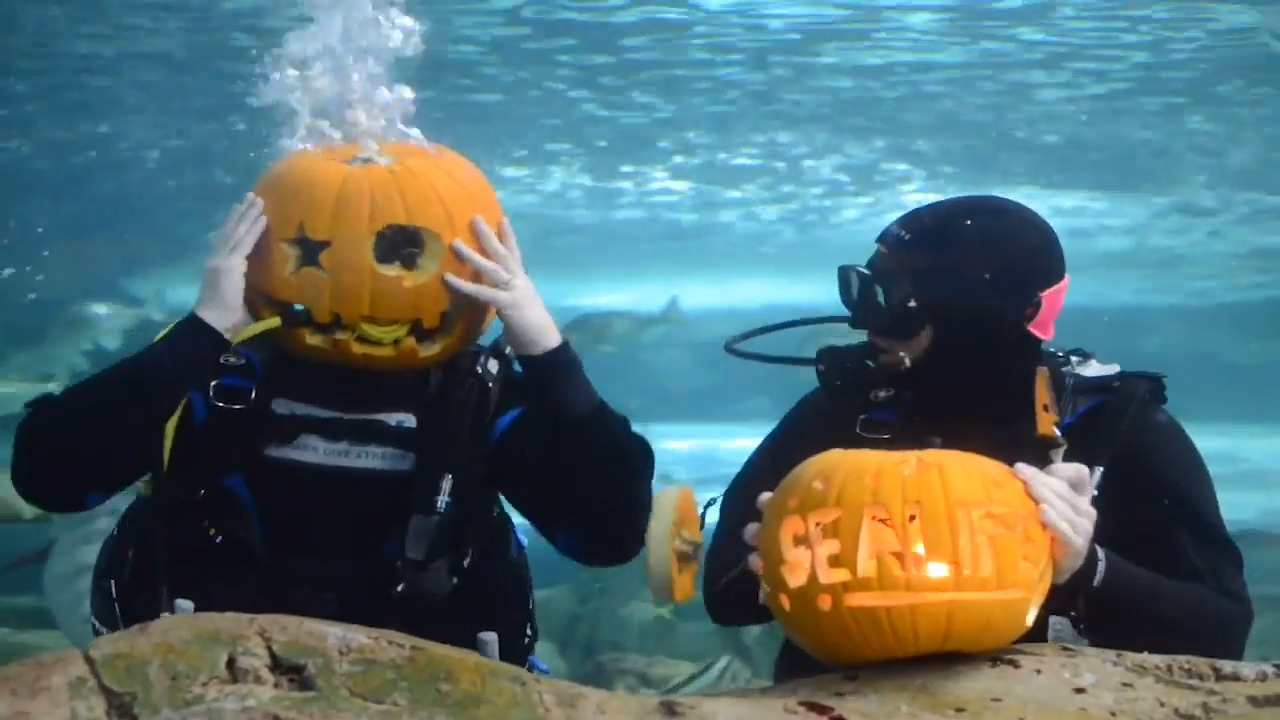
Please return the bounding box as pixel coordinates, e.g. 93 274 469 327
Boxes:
236 347 263 375
82 491 108 510
218 472 262 538
490 407 523 444
188 391 209 425
1058 397 1105 429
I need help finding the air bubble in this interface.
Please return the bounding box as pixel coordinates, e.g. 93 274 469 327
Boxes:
253 0 431 153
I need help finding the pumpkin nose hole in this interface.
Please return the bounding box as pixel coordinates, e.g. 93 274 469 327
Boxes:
374 225 426 271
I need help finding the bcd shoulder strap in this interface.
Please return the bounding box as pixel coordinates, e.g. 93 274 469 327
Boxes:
394 337 514 604
814 342 905 441
147 337 516 615
1044 347 1168 475
813 342 1169 470
147 340 276 616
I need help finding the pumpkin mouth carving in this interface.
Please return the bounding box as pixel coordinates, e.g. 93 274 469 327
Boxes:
248 293 459 356
314 310 457 352
314 310 459 354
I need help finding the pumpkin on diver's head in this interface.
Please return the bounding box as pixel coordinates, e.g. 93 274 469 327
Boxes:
244 141 503 370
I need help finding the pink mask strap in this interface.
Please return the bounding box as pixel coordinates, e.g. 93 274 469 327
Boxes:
1028 274 1069 341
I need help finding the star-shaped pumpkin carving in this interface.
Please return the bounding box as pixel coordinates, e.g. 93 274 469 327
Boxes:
289 223 332 272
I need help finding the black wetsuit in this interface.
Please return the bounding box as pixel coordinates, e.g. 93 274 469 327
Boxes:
703 347 1253 681
10 314 655 667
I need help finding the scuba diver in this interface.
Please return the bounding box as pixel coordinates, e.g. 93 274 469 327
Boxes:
707 194 1253 681
9 193 655 670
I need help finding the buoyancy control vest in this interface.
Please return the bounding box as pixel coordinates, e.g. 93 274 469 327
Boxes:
815 343 1167 463
111 321 544 660
815 342 1167 637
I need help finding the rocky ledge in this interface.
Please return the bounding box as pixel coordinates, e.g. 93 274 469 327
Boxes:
1 613 1279 720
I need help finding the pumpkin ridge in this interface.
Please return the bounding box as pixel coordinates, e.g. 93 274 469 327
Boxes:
389 156 450 288
247 141 503 369
394 155 463 329
339 166 372 323
926 453 952 654
758 447 1052 666
424 151 483 251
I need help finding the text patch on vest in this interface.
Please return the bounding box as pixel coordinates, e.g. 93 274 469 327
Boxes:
262 398 417 472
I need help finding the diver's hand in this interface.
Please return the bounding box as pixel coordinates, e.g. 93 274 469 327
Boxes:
1014 462 1098 584
194 193 266 340
742 491 774 604
444 216 563 357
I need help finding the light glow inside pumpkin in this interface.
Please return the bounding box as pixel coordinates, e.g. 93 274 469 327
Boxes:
757 448 1053 666
771 502 1042 612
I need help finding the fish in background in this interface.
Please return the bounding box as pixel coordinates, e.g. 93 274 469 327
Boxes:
0 299 172 397
65 300 170 352
660 654 760 695
116 257 201 319
29 489 135 649
560 295 686 355
0 469 46 524
0 482 136 650
0 378 63 416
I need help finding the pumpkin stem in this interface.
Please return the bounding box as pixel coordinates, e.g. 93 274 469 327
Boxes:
349 139 392 166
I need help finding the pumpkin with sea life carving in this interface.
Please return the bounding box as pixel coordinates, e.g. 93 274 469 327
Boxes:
756 447 1053 666
245 141 503 370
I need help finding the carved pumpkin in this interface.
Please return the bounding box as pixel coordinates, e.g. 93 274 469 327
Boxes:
757 448 1052 666
246 141 503 370
646 486 705 604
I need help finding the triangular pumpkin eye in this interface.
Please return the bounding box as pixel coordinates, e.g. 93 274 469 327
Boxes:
288 222 332 272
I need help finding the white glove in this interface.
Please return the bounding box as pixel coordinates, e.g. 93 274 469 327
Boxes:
1014 462 1099 584
443 217 563 357
742 491 773 604
194 193 267 340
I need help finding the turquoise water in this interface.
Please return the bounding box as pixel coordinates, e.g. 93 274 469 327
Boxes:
1 0 1278 677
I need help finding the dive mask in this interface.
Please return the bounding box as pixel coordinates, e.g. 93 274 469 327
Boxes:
836 263 927 341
